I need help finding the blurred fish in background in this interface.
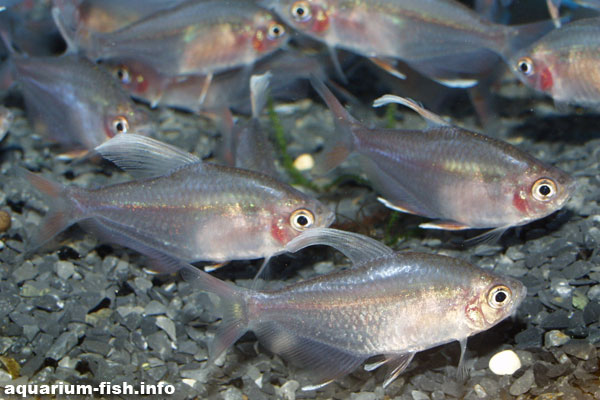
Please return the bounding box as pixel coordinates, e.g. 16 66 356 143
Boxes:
510 17 600 111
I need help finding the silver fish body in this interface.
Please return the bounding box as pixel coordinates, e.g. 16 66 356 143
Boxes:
312 79 575 233
9 54 152 154
21 137 334 263
180 228 526 388
265 0 554 86
83 0 289 78
511 17 600 110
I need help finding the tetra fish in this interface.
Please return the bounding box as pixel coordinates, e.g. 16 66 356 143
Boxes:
264 0 556 87
161 227 525 389
20 134 334 265
4 53 153 158
79 0 289 79
511 17 600 110
311 77 575 240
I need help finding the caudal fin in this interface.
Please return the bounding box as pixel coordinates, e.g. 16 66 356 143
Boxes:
309 76 358 174
16 168 84 253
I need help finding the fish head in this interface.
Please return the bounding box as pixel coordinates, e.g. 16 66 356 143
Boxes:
464 272 526 332
512 48 557 96
101 58 167 103
264 0 332 37
508 163 575 226
102 102 154 140
251 12 289 54
269 194 335 247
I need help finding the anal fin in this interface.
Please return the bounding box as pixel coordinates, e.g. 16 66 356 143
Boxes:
256 322 366 391
363 352 416 388
369 57 406 80
377 196 422 216
419 220 471 231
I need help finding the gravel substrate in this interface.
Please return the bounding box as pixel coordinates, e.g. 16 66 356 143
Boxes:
1 29 600 400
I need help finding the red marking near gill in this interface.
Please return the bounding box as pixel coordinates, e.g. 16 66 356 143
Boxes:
133 74 149 94
540 67 553 92
253 30 267 52
512 192 529 215
312 9 330 33
270 220 289 245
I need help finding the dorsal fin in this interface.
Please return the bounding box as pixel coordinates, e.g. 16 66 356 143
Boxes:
373 95 450 127
95 133 200 179
285 227 393 266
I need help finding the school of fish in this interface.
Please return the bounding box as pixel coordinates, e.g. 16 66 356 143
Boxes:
1 0 594 392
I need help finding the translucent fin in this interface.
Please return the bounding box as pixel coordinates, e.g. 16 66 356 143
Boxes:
419 220 472 231
252 256 272 287
250 72 272 119
431 77 479 89
463 226 508 246
377 196 421 216
383 352 415 388
95 133 200 179
500 19 564 63
456 338 469 381
203 262 228 272
16 168 85 253
256 322 365 390
373 95 450 127
546 0 562 28
310 76 358 173
369 57 406 80
328 45 348 84
284 227 393 266
56 149 90 161
81 216 250 362
51 7 79 55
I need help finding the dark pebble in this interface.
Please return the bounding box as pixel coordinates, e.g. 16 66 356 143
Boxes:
562 339 596 360
583 301 600 325
34 294 64 312
540 310 571 330
515 327 544 348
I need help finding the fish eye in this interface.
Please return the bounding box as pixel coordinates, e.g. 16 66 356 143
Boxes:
487 285 512 309
290 208 315 231
291 1 312 22
116 66 131 84
267 22 285 40
517 57 534 76
531 178 557 202
111 116 130 135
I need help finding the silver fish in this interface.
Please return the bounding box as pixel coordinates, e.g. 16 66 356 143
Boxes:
510 17 600 110
4 52 153 157
21 134 334 264
164 227 525 389
311 77 575 239
263 0 556 87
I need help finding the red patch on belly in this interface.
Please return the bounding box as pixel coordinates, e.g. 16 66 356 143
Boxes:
312 10 330 33
540 67 553 92
512 192 529 214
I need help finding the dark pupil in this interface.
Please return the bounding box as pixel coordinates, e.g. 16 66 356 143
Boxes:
495 291 507 303
539 185 551 196
296 215 308 226
115 122 124 132
296 7 305 16
519 62 529 73
272 27 280 35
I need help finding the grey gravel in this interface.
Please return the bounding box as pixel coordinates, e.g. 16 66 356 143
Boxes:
508 369 535 396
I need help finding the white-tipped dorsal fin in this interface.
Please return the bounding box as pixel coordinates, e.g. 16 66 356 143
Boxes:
285 227 394 266
250 71 272 119
373 95 450 127
95 133 200 179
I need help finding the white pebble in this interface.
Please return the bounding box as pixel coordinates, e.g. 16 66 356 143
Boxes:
489 349 521 375
293 153 314 171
